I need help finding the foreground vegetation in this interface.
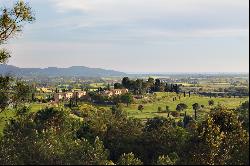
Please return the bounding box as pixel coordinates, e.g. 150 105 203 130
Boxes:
0 101 249 165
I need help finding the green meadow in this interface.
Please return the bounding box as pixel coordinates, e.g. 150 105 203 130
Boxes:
0 92 248 133
123 92 248 121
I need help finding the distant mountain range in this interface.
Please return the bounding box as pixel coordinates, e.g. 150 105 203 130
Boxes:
0 64 126 77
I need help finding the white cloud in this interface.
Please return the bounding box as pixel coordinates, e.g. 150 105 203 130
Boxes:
49 0 249 14
49 0 91 12
47 0 249 34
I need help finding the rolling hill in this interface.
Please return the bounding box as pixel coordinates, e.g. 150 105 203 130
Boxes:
0 64 126 77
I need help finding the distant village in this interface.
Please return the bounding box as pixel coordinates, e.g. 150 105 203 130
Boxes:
36 87 129 103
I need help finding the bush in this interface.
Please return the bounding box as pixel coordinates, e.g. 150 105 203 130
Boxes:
208 100 215 106
138 105 144 111
156 153 179 165
117 153 143 165
180 113 185 116
171 111 180 117
158 107 163 113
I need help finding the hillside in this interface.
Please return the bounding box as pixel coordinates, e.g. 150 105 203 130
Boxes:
0 64 126 77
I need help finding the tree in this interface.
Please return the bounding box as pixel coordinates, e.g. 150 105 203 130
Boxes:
208 100 215 106
0 1 35 113
0 91 9 112
0 1 35 61
185 109 249 165
135 79 144 95
117 153 143 165
154 79 164 92
237 101 249 131
183 115 193 128
192 103 201 120
114 83 123 89
122 77 130 89
176 103 188 112
147 77 154 86
166 106 171 117
138 105 144 112
0 107 110 165
141 117 189 164
156 153 179 165
120 93 133 106
107 83 111 90
158 107 163 113
12 80 32 108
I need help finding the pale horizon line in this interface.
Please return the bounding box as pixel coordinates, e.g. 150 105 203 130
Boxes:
3 63 249 75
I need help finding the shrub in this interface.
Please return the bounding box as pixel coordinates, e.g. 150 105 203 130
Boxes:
171 111 180 117
208 100 215 106
117 153 143 165
180 113 185 116
158 107 163 113
138 105 144 111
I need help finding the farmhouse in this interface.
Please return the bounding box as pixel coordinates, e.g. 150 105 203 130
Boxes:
54 91 86 102
103 89 129 97
75 91 87 98
37 87 53 93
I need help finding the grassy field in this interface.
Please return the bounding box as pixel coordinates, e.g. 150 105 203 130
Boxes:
123 92 248 121
0 93 248 133
89 83 106 88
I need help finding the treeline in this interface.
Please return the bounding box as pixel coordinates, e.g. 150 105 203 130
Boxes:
114 77 181 95
87 92 133 106
0 101 249 165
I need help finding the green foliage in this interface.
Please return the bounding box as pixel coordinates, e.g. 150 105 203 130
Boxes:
208 100 215 106
0 49 10 63
0 91 8 112
156 153 179 165
171 111 180 117
192 103 200 111
12 81 32 107
117 153 143 165
114 83 123 89
237 101 249 131
121 93 133 106
176 103 188 112
15 106 30 117
166 105 170 112
76 104 144 161
0 1 35 114
185 109 249 165
192 103 201 120
183 115 193 128
157 106 163 113
138 105 144 111
0 78 32 112
0 1 35 63
140 117 189 164
0 107 109 165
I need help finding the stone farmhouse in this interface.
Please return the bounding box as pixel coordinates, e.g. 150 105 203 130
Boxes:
54 91 87 102
103 89 129 97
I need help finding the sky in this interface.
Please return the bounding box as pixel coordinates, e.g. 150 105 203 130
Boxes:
0 0 249 73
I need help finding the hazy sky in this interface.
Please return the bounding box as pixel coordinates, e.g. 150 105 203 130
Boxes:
1 0 249 73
